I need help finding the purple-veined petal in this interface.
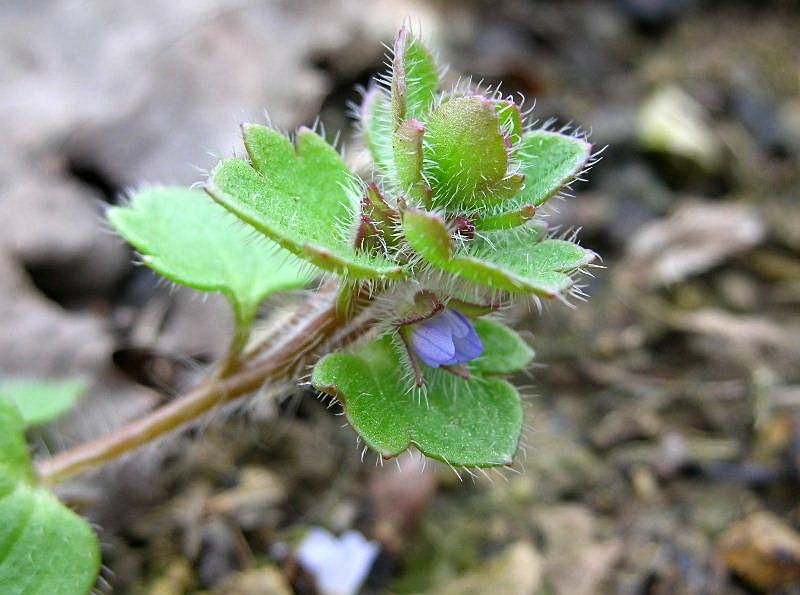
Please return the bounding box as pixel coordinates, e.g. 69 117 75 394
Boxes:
409 314 455 368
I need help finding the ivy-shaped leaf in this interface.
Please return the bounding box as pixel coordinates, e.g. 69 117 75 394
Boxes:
0 378 86 428
0 398 100 595
403 209 596 298
514 130 593 208
207 125 406 280
109 187 311 325
312 320 532 467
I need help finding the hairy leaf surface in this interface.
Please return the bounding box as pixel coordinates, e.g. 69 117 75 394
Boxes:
109 187 311 323
515 131 592 207
404 209 596 297
312 320 530 466
208 125 405 279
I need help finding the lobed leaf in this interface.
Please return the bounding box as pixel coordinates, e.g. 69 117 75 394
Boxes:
403 209 596 297
0 398 101 595
207 125 405 280
0 377 86 428
109 187 311 324
312 329 524 467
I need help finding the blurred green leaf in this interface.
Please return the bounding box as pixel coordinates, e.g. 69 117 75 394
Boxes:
360 88 395 177
0 398 101 595
0 398 32 485
0 377 86 427
471 319 535 376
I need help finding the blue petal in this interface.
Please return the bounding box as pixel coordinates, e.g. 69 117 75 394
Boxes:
439 308 472 339
452 319 483 363
410 315 455 368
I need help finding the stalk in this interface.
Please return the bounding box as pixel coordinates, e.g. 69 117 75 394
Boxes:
37 285 357 486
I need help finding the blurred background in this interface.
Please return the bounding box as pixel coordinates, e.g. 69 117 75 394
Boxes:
2 1 800 593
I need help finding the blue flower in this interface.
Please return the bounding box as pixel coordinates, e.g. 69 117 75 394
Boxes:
409 308 483 368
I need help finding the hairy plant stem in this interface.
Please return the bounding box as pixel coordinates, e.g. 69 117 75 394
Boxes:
37 283 363 486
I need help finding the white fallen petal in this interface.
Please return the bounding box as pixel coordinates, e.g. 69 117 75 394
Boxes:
296 527 379 595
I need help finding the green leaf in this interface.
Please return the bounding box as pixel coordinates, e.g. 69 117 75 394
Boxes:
391 27 439 124
109 187 311 324
360 87 395 177
474 204 536 232
207 125 406 280
424 96 523 210
0 378 86 427
403 209 596 297
393 118 430 206
0 398 101 595
471 319 534 376
514 130 592 208
0 486 101 595
0 398 31 485
312 334 523 467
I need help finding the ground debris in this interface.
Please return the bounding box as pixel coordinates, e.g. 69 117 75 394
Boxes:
718 512 800 592
623 201 766 288
429 541 542 595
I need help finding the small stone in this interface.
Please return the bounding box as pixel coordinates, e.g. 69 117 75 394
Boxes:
0 177 129 304
624 201 766 288
196 519 243 588
369 453 437 555
718 512 800 591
